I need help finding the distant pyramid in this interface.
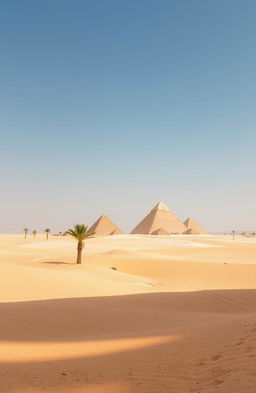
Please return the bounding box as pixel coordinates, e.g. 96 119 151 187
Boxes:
151 227 170 235
183 217 207 234
89 215 123 235
183 228 200 235
131 202 186 234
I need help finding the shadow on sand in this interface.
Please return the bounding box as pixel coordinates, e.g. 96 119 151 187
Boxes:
0 290 256 392
41 261 75 265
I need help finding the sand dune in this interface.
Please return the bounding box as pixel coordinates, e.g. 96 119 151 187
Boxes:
0 234 256 392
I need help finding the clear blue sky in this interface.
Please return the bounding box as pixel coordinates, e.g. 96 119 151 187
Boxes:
0 0 255 233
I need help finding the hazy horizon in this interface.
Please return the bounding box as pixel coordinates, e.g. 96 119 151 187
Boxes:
1 0 256 234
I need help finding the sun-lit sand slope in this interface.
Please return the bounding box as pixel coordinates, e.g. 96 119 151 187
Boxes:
0 234 256 392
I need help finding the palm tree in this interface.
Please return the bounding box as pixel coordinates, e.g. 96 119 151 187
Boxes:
32 230 37 238
67 224 94 264
45 228 51 240
232 230 235 240
23 228 28 239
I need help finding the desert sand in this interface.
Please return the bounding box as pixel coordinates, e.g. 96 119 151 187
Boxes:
0 233 256 392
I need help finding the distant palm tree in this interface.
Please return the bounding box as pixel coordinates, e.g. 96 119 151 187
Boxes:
232 230 235 240
45 228 51 240
32 230 37 238
23 228 28 239
67 224 94 264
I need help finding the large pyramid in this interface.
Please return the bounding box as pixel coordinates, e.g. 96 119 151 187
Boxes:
151 227 170 235
183 217 207 234
89 215 123 235
131 202 186 234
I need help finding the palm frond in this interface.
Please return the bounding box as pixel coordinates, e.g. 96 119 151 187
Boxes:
66 225 94 241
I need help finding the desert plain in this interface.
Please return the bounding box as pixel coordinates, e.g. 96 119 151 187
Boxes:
0 233 256 392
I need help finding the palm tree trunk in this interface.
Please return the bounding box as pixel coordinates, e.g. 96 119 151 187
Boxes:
77 241 83 264
46 233 49 240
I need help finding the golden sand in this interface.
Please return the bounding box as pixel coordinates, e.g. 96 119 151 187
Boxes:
0 233 256 392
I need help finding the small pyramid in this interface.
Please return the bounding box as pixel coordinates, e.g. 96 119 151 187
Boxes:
131 202 186 234
183 228 200 235
183 217 207 234
151 227 170 235
89 215 123 235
